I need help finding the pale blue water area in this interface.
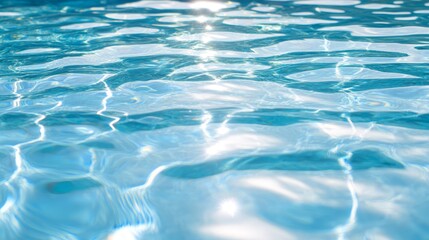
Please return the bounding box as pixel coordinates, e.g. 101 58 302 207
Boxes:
1 0 429 239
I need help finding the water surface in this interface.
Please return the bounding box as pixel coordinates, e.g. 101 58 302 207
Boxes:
1 0 429 239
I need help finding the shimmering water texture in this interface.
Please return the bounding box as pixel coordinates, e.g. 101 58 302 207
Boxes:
1 0 429 239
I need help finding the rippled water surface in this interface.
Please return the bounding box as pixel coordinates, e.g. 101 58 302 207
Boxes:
1 0 429 239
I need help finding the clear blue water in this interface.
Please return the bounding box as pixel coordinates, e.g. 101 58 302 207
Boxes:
1 0 429 239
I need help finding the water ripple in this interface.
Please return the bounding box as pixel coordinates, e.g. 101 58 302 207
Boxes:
1 0 429 239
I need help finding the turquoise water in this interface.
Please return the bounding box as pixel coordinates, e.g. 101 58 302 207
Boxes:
1 0 429 239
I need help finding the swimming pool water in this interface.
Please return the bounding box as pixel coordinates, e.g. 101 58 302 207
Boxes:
1 0 429 239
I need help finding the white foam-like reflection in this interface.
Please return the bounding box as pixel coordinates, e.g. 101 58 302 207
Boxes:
200 216 295 240
316 7 345 13
157 15 220 23
98 27 159 38
251 6 276 12
287 67 418 82
240 177 316 202
219 198 239 217
291 12 315 16
395 16 418 20
190 1 239 12
205 133 283 157
18 74 110 94
223 17 336 26
169 32 284 42
320 25 429 37
60 22 110 30
0 12 20 17
217 10 281 18
15 48 60 55
414 10 429 14
118 1 239 12
355 3 399 9
317 122 391 142
105 13 147 20
373 11 411 15
332 16 354 20
294 0 360 6
170 63 270 75
107 224 149 240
